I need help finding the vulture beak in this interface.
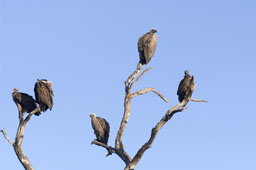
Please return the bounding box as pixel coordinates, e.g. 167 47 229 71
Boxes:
47 81 52 86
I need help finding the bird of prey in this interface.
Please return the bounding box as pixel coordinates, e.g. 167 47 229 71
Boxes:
177 70 195 103
90 113 110 145
12 88 41 116
137 29 157 65
34 79 54 112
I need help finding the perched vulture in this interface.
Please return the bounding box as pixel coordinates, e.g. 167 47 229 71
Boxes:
34 79 54 112
137 29 157 65
12 88 41 116
177 70 195 103
90 113 110 145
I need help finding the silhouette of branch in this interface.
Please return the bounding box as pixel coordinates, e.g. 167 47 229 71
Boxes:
131 87 169 103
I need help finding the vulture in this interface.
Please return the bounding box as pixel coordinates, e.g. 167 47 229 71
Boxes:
137 29 157 65
12 88 41 116
90 113 110 145
34 79 54 112
177 70 195 103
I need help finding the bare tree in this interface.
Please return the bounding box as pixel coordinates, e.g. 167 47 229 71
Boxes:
91 62 206 170
1 107 40 170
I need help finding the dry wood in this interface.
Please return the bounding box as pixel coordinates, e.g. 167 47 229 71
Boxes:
129 67 152 89
190 98 207 103
1 107 40 170
1 129 14 145
124 101 187 170
131 87 168 103
91 61 206 170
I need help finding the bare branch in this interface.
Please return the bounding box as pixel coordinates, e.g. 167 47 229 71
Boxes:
130 67 152 89
124 100 191 170
1 107 39 169
23 107 40 124
1 129 14 145
92 140 131 165
91 140 115 156
131 87 169 103
189 98 207 103
116 62 143 150
13 116 34 170
115 94 131 150
125 62 142 91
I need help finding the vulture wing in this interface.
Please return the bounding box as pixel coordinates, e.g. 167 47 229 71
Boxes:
96 117 110 145
34 80 53 111
13 92 41 116
138 32 157 64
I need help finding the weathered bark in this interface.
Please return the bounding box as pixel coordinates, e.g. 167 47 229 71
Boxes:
124 101 188 170
115 62 142 150
131 87 168 102
91 61 206 170
1 107 39 170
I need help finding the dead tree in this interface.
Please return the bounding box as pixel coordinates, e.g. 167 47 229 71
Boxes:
91 62 206 170
1 107 40 170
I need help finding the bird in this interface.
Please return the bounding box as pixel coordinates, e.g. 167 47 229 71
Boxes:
34 79 54 112
177 70 195 103
90 113 110 145
137 29 157 65
12 88 41 116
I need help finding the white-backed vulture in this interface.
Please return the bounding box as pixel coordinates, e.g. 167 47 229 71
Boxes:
137 29 157 65
90 113 110 145
177 70 195 103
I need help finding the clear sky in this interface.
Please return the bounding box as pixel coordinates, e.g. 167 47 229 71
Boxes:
0 0 255 170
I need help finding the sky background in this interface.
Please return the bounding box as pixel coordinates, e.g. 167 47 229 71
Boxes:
0 0 255 170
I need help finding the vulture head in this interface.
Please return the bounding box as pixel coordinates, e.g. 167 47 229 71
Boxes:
40 79 52 87
184 70 190 76
13 88 18 93
90 113 96 118
150 29 157 33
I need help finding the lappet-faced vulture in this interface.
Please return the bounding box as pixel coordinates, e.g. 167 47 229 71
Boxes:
137 29 157 65
90 113 110 145
12 88 41 116
34 79 54 112
177 70 195 103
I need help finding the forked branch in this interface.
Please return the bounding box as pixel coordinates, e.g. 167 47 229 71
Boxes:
124 99 206 170
92 60 206 170
131 87 168 103
116 62 143 150
1 107 40 170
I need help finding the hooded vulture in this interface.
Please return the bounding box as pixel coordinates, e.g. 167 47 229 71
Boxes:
137 29 157 65
90 113 110 145
12 88 41 116
177 70 195 103
34 79 54 112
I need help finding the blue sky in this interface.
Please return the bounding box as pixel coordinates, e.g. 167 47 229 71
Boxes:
0 0 255 169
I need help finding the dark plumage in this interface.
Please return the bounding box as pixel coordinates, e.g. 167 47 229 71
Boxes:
12 88 41 116
90 113 110 145
34 79 54 112
177 70 195 103
137 29 157 65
